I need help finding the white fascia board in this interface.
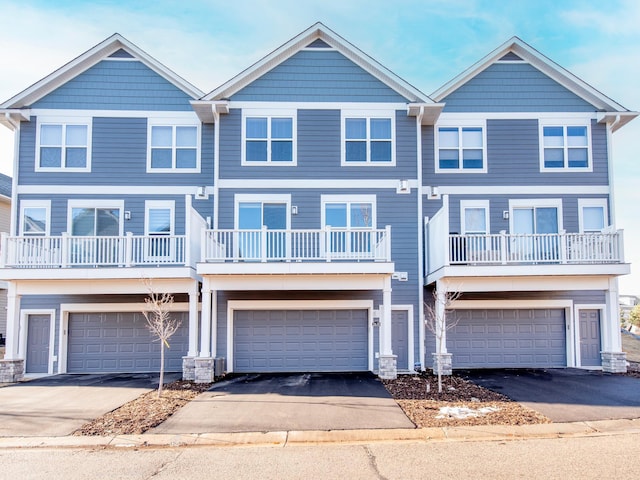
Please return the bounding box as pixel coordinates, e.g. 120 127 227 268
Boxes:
1 34 203 109
0 110 31 130
0 267 199 282
407 103 446 125
13 277 198 295
197 262 395 276
430 185 610 195
431 36 631 113
206 273 390 291
190 100 230 123
202 22 430 103
596 112 639 133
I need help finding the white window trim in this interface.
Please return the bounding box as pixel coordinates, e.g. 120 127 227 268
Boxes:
147 117 201 173
241 109 297 166
19 199 51 236
234 194 291 229
341 110 396 166
145 200 175 235
508 198 564 233
321 194 377 229
460 200 490 235
577 198 609 233
35 116 92 172
434 119 487 174
67 199 125 236
539 119 593 173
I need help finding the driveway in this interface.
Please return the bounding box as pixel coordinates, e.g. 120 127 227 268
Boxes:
152 372 415 434
0 373 180 437
464 369 640 423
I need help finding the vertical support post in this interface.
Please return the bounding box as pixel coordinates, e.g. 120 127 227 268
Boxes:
61 232 69 268
201 226 207 262
500 230 507 265
187 285 199 357
617 229 625 262
4 283 21 359
261 225 267 262
604 277 620 351
199 281 212 358
381 276 392 355
325 226 331 262
0 232 7 268
384 225 392 261
210 289 218 358
559 230 567 264
125 231 133 267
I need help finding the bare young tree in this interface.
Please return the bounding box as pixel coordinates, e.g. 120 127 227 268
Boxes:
424 288 463 393
142 280 181 397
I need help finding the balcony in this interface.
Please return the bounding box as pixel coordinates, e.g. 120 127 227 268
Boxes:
0 233 189 268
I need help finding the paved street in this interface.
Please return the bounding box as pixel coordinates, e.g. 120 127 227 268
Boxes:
1 433 638 479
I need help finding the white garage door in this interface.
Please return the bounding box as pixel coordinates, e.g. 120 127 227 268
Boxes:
447 309 566 368
233 309 368 373
67 312 189 373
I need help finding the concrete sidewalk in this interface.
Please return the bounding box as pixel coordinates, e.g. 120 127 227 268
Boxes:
1 418 639 450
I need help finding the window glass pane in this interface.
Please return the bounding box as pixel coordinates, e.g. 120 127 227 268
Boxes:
325 203 347 228
176 148 197 168
66 125 87 146
350 203 373 228
568 148 588 168
271 118 292 139
513 208 534 234
246 141 268 161
544 148 564 168
438 128 459 148
72 208 96 236
40 125 62 145
543 126 564 147
66 148 87 168
464 208 486 234
151 126 172 147
40 147 62 168
176 126 197 147
438 149 459 169
567 126 587 146
148 208 171 234
535 207 558 234
151 149 172 168
371 141 391 162
246 118 267 138
370 119 391 139
263 204 287 230
345 141 366 162
239 203 262 229
271 141 293 162
583 206 605 231
462 128 482 148
23 207 47 235
96 209 120 236
345 118 366 139
462 149 483 169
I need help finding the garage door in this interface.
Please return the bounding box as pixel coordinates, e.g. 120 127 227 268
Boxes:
233 309 368 373
68 312 189 373
447 309 566 368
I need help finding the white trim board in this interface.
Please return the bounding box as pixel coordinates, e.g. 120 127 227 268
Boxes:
428 186 610 195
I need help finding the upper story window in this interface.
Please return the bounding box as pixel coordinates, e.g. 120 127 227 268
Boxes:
242 111 296 165
540 123 592 172
578 198 608 233
36 119 91 172
20 200 51 236
148 121 200 173
460 200 489 235
436 124 486 173
342 111 395 165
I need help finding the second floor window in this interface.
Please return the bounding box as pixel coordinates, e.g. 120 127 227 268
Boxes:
149 125 199 172
243 115 295 164
437 126 485 172
37 122 90 171
541 125 590 171
344 117 393 164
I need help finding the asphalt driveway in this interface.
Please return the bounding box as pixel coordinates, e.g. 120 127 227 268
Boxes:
152 372 415 434
0 373 180 437
464 368 640 423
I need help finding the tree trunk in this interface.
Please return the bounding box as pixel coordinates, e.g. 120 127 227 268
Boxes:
158 342 165 398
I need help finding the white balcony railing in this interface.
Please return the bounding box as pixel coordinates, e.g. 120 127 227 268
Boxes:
202 226 392 263
448 231 624 265
0 233 188 268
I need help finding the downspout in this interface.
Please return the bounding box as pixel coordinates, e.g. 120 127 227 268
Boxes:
416 106 425 371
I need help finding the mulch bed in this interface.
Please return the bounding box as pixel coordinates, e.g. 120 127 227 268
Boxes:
73 380 212 436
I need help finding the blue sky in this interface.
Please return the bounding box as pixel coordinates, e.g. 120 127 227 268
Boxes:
0 0 638 293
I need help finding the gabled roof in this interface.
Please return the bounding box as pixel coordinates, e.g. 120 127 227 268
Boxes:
431 36 637 131
0 33 204 110
202 22 432 104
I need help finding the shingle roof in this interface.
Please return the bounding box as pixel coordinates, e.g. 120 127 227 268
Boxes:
0 173 12 199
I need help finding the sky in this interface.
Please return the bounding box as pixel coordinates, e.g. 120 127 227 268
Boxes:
0 0 638 293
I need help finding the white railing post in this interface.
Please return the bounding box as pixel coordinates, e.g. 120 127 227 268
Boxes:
385 225 392 261
559 230 567 264
184 234 190 267
201 228 208 262
617 229 625 262
500 230 507 264
125 232 133 267
325 226 332 262
0 232 7 268
261 225 267 262
61 232 69 268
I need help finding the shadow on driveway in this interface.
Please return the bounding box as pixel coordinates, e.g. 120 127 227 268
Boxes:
463 368 640 423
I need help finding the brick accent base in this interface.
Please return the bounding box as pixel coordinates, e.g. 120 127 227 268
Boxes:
0 359 24 383
194 357 215 383
601 351 627 373
378 354 397 379
432 353 453 376
182 356 195 381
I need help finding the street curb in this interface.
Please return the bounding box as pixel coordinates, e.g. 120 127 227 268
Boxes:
0 418 639 449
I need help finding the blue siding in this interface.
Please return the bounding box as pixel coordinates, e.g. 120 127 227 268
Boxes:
19 116 214 186
219 109 416 179
31 60 195 110
441 63 596 112
231 50 409 102
423 119 608 186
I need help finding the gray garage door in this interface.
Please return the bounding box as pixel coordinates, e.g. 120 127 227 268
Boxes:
447 309 566 368
68 312 189 373
234 309 368 373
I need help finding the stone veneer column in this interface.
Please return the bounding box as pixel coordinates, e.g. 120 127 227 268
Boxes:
601 351 627 373
432 352 453 376
378 354 397 380
0 359 24 383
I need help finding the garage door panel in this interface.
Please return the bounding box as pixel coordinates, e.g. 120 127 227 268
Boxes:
68 312 188 373
234 309 368 373
448 309 566 369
